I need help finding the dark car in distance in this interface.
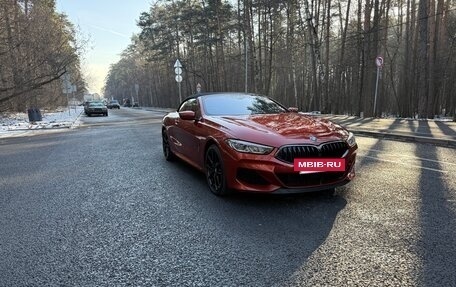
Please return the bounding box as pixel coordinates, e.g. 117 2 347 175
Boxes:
123 99 132 107
107 100 121 109
162 92 357 196
86 102 108 117
84 100 104 115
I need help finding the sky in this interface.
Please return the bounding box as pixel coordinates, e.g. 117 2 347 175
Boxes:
55 1 152 96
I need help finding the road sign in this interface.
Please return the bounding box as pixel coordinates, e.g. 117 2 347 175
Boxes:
375 56 384 68
196 83 201 93
174 59 183 103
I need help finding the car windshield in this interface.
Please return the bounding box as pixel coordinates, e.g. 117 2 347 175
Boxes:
110 100 118 104
202 94 287 116
89 102 104 107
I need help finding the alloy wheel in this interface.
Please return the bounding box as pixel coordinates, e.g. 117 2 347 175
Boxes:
162 130 175 161
205 145 228 195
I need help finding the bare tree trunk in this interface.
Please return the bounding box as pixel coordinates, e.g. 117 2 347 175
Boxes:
324 0 331 113
335 0 351 114
244 0 255 93
417 0 429 118
431 0 446 116
427 0 436 118
357 0 368 116
304 0 324 111
286 0 298 107
370 0 382 117
265 4 274 96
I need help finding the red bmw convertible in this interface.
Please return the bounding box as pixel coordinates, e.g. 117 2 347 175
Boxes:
162 92 357 196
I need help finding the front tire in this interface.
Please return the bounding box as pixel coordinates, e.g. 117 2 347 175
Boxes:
162 130 176 161
205 145 230 196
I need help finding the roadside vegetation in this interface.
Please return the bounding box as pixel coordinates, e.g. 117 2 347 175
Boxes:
1 1 455 120
105 0 456 120
0 0 85 113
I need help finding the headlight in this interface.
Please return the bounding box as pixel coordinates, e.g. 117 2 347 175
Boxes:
347 132 356 147
226 139 273 155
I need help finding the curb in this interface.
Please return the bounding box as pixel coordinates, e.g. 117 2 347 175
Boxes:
351 129 456 149
144 107 175 113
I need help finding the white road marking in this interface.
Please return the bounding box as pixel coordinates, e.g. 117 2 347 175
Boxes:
359 154 448 174
364 148 456 167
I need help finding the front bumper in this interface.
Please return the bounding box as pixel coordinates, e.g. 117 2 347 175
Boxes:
88 109 107 114
221 144 357 193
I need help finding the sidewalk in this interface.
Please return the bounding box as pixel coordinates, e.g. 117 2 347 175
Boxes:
322 115 456 148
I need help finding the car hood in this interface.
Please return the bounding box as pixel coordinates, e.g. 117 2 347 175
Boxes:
207 113 349 146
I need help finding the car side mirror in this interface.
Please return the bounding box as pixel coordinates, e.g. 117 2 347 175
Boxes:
179 110 196 120
288 107 299 113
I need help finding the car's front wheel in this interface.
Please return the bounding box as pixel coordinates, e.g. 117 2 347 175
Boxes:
162 130 176 161
205 145 230 196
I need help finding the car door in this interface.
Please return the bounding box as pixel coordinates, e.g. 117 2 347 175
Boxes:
173 98 205 167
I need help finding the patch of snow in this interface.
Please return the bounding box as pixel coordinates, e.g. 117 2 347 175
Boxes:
0 106 83 138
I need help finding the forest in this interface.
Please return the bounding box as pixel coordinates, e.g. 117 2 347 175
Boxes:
105 0 456 119
1 0 455 119
0 0 85 112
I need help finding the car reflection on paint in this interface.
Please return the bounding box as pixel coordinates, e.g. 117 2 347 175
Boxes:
162 92 357 196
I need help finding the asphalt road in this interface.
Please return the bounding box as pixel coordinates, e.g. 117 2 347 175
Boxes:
0 108 455 286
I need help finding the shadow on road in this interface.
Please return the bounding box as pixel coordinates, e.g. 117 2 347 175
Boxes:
334 117 375 127
164 156 347 286
416 121 456 286
435 121 456 138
